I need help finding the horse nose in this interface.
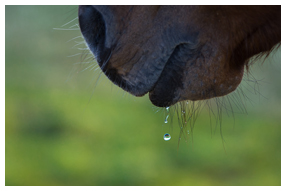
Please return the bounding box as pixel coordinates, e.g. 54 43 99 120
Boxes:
78 5 106 58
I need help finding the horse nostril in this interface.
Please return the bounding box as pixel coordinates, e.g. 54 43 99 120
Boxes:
78 5 106 57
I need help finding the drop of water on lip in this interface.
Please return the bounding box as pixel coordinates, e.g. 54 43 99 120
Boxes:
163 133 171 141
166 107 170 112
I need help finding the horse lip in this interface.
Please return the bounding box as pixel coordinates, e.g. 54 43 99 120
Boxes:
148 43 189 107
102 57 168 97
99 42 182 98
101 43 185 106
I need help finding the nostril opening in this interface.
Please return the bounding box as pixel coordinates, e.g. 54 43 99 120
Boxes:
78 5 106 56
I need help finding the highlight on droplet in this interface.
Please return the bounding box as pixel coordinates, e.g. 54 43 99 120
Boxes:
166 107 170 112
163 133 171 141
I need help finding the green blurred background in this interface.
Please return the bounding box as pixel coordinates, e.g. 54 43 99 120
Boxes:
5 5 281 186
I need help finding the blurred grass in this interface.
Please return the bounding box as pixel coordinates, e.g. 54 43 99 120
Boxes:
5 5 281 186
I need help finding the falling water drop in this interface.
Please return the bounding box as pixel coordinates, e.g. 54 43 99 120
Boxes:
164 115 169 123
163 133 171 141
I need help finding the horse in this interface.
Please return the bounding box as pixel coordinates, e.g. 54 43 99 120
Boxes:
78 5 281 107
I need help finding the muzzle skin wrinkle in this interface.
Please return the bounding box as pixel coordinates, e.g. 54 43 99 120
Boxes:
78 5 281 107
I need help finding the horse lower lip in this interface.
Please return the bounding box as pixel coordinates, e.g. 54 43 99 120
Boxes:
148 44 188 107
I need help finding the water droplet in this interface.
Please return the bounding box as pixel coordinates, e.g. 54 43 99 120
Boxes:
164 115 169 123
187 130 190 134
166 107 170 112
163 133 171 141
186 101 189 104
